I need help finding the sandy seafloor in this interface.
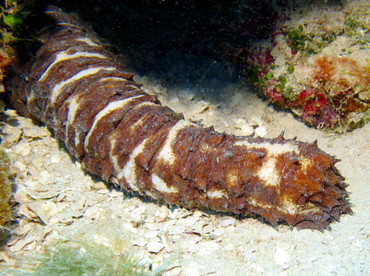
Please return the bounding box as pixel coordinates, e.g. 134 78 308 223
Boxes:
0 1 370 275
1 72 369 275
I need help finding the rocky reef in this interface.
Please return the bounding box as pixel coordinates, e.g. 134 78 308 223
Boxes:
227 0 370 132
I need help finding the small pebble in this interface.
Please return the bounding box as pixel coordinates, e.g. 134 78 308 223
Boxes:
219 218 236 227
132 238 147 247
147 241 164 253
255 126 267 137
50 154 62 163
274 248 290 266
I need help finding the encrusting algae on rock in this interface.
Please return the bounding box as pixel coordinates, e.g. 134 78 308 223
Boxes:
0 1 22 228
226 0 370 132
0 147 13 226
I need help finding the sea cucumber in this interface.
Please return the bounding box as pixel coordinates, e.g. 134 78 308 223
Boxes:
9 7 352 230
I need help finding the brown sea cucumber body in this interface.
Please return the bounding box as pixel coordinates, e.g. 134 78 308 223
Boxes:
9 7 352 230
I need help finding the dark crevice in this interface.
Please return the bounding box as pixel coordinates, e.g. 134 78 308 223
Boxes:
18 0 344 104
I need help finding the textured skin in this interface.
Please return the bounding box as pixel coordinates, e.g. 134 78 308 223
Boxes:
9 7 352 230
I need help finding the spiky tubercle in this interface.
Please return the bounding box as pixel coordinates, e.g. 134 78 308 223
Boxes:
9 7 351 230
